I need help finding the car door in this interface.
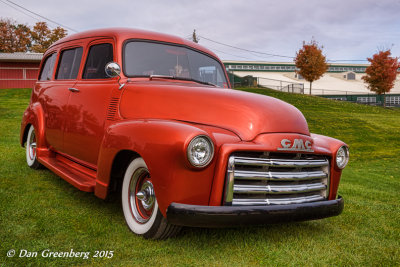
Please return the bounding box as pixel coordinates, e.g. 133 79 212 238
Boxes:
40 45 83 152
62 39 116 166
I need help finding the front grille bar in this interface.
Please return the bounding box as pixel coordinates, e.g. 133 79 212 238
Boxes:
233 183 326 194
234 170 327 181
234 156 329 168
232 195 325 206
224 154 330 206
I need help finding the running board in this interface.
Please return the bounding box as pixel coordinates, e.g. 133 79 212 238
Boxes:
39 154 96 192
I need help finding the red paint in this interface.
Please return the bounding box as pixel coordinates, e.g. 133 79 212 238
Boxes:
20 28 347 219
119 82 309 141
0 62 40 89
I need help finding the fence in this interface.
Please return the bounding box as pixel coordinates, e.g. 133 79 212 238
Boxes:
321 93 400 107
311 88 366 96
256 77 304 94
228 72 304 94
280 83 304 94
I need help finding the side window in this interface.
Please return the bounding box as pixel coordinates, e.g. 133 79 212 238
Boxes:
83 43 113 79
39 53 57 81
56 47 83 80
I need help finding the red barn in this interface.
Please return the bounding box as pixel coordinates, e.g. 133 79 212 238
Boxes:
0 53 43 89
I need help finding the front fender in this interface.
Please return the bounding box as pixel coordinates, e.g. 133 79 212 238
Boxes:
311 133 348 199
95 119 239 216
20 102 47 155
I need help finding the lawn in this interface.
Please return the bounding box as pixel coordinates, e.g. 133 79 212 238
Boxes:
1 88 399 266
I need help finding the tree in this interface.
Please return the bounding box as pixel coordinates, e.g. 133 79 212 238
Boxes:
0 18 67 53
0 18 31 52
362 50 400 108
294 39 328 95
30 22 67 53
192 29 199 43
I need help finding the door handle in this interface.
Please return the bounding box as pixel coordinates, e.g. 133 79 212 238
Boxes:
68 87 80 92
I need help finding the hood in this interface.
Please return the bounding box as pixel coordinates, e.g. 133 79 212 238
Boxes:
119 81 309 141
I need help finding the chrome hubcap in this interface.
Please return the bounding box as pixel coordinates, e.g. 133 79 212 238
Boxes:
128 167 155 223
136 181 155 211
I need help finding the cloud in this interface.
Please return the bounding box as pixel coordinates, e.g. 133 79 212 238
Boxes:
1 0 399 61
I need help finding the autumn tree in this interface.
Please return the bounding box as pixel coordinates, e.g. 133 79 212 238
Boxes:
30 22 67 53
0 18 31 52
294 39 328 95
362 50 400 107
0 18 67 53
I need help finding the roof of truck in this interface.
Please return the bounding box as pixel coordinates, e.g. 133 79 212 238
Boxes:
49 27 218 59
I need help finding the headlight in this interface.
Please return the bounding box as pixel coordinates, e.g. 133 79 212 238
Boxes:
336 146 349 169
187 135 214 167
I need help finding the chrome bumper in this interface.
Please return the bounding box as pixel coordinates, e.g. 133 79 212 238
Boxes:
166 196 344 227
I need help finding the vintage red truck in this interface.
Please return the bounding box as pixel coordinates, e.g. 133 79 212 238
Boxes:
20 28 348 239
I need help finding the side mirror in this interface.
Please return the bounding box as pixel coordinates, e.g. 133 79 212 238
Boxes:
105 62 121 78
105 62 125 89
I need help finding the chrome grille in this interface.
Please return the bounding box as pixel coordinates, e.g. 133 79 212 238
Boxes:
224 152 330 206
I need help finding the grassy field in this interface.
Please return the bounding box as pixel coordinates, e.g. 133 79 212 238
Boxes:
1 88 399 266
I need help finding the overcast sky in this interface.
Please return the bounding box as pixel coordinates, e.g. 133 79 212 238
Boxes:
1 0 400 63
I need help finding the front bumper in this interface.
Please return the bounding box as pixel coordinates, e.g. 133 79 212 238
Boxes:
166 196 344 227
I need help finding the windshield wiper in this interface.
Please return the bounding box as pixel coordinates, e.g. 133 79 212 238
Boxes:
177 77 217 87
149 74 174 80
149 75 217 87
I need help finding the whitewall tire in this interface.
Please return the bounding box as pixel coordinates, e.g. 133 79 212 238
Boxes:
121 157 181 239
26 125 41 169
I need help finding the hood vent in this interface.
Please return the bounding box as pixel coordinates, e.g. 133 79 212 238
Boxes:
106 97 119 121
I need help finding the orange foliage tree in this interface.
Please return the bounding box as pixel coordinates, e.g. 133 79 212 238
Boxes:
30 22 67 53
0 18 67 53
294 40 328 95
0 18 31 52
362 50 400 107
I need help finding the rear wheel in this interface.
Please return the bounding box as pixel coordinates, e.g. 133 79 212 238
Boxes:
26 125 42 169
121 157 181 239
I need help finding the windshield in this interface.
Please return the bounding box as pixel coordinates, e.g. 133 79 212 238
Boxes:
124 41 229 87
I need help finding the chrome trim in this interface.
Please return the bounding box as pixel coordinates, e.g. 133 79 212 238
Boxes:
224 153 330 206
233 183 326 194
187 135 215 168
136 191 145 200
105 62 125 89
137 181 155 211
105 62 121 78
68 87 80 92
336 145 349 169
234 156 329 168
232 195 325 206
234 170 327 181
224 156 235 204
150 74 174 80
129 167 154 223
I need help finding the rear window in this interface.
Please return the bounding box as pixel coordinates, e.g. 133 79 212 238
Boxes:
56 47 83 80
83 43 113 79
39 53 57 81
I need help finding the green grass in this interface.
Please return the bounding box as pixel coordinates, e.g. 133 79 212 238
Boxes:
1 88 399 266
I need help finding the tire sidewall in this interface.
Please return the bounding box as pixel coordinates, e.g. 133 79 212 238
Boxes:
26 125 37 167
121 158 159 235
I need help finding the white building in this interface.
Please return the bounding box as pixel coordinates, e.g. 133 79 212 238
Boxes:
223 61 400 95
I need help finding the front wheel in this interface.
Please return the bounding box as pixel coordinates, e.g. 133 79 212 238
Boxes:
121 157 181 239
26 125 42 169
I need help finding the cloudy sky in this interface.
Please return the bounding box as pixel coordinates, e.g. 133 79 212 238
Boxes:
1 0 400 63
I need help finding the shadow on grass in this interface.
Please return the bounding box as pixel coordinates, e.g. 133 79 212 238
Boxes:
39 165 330 245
